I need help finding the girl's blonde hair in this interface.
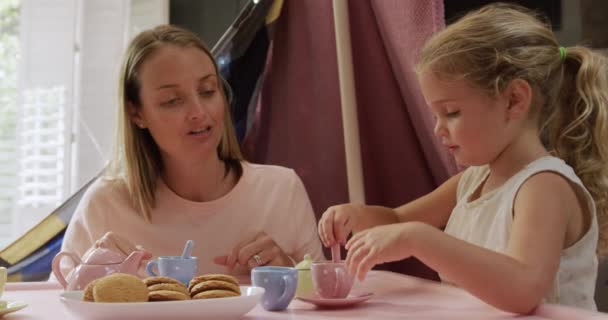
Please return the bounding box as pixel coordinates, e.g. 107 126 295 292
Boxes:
416 3 608 256
107 24 243 221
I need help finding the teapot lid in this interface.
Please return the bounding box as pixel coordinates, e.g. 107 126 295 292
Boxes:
295 254 313 270
81 247 126 265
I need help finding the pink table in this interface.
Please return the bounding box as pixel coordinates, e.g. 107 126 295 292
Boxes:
4 271 607 319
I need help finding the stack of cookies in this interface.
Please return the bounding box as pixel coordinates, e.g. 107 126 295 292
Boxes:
83 273 149 303
82 273 242 302
144 276 191 301
188 274 241 299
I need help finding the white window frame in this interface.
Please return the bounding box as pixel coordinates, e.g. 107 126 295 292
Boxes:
0 0 167 246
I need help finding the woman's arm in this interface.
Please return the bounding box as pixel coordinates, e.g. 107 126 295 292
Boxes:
61 191 107 259
216 170 324 269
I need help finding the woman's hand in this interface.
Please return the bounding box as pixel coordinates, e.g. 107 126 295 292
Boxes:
345 222 427 281
317 203 367 247
213 232 292 272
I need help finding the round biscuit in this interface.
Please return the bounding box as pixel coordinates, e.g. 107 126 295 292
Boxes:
188 274 239 291
148 283 189 296
190 280 241 297
83 279 98 302
143 276 183 287
93 273 149 303
149 290 191 301
192 289 240 299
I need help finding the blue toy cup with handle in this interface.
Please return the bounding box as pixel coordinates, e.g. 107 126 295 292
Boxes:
251 266 298 311
146 256 198 285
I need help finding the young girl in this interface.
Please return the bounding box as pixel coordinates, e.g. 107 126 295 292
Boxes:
318 3 607 313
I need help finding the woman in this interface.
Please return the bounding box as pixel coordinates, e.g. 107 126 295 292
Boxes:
60 25 323 277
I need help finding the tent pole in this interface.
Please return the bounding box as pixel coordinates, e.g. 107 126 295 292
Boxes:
332 0 365 204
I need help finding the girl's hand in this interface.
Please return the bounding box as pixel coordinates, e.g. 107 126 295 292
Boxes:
213 232 292 272
318 204 366 247
345 222 427 281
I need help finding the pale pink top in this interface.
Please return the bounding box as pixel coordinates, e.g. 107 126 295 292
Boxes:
60 162 324 276
444 156 598 310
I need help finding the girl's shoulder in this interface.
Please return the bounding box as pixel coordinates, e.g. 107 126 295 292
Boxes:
516 156 583 188
523 155 573 173
518 155 593 196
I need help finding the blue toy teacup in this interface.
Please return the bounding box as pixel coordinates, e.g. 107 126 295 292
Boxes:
146 256 198 285
251 266 298 311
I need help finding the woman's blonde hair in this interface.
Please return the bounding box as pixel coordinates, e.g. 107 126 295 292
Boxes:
107 24 243 221
416 3 608 256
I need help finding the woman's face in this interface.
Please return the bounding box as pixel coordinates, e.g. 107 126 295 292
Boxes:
131 45 226 163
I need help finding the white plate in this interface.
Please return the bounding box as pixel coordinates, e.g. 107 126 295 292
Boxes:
60 286 264 320
0 301 28 317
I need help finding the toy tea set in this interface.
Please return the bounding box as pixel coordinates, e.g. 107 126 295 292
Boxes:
54 238 260 319
51 236 373 312
251 245 373 311
52 236 197 291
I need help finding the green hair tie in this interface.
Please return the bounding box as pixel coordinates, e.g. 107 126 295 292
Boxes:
559 46 567 61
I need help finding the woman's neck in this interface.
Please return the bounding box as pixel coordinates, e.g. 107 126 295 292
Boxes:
160 153 235 202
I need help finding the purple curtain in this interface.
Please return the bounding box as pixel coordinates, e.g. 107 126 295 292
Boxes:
244 0 458 280
243 0 349 215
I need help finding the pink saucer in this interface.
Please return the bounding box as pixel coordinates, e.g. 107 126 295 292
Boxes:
297 292 374 308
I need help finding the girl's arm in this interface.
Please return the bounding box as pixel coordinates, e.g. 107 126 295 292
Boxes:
393 171 462 228
348 172 576 314
319 172 462 246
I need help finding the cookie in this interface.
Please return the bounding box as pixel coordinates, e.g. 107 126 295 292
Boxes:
83 279 99 302
192 289 240 299
188 274 239 291
143 276 184 287
190 279 240 297
144 275 191 302
148 283 189 296
187 274 241 300
92 273 149 303
148 290 191 301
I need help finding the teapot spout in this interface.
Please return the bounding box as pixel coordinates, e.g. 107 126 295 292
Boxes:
120 249 152 275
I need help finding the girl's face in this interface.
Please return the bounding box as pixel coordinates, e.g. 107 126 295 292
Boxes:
131 45 225 163
419 72 513 167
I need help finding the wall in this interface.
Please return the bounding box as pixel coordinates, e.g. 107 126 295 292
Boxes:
169 0 249 47
73 0 168 191
553 0 581 45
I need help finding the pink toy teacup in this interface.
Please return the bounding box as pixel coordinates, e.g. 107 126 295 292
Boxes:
311 261 354 299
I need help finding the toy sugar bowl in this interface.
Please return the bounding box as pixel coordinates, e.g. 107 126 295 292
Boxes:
295 254 314 297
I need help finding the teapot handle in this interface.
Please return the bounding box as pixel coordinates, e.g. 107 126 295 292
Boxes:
52 252 81 289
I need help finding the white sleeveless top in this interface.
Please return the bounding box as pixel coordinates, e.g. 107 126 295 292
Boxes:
443 156 598 310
